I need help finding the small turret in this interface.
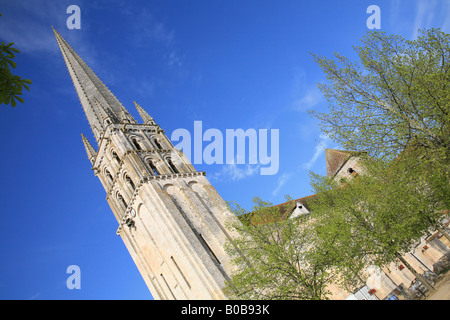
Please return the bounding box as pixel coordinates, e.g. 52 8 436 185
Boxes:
134 101 155 125
81 133 97 164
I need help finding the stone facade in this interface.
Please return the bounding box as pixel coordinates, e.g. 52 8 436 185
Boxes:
54 28 239 300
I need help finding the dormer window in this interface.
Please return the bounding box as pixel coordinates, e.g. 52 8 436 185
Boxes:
290 202 310 219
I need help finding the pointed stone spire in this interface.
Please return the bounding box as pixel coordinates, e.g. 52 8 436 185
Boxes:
53 27 128 143
134 101 155 125
92 97 113 127
81 134 97 164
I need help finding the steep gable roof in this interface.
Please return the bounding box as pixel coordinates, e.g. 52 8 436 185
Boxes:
243 194 317 225
325 149 354 177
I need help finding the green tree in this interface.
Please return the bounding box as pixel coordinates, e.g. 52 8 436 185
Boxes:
308 29 449 294
308 153 448 293
0 13 32 107
310 28 449 163
224 197 337 300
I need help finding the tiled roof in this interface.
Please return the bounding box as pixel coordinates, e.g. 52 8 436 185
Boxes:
325 149 354 177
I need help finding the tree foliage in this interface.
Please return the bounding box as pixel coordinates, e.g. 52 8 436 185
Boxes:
307 29 450 292
0 13 32 107
224 197 336 300
310 28 450 163
224 28 449 299
308 151 449 290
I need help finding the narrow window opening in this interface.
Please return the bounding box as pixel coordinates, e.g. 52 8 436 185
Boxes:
126 175 135 190
148 160 159 175
198 233 221 266
105 169 113 183
160 274 176 300
132 138 142 150
117 193 128 209
112 151 121 165
171 256 191 289
167 158 179 174
154 139 163 149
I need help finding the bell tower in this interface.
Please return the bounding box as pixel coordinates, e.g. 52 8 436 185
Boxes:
54 28 238 299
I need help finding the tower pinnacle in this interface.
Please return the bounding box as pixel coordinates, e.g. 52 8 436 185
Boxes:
134 101 155 125
81 134 97 164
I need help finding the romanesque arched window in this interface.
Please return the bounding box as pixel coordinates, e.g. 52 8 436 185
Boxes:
153 138 163 150
147 159 159 175
125 174 135 191
105 169 113 184
112 151 121 165
167 158 179 174
131 138 142 150
117 192 128 209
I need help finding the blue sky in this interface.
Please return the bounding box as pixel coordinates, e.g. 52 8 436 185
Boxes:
0 0 448 300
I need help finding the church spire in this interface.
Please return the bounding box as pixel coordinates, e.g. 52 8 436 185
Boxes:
134 101 155 125
53 27 129 143
81 134 97 164
92 96 113 126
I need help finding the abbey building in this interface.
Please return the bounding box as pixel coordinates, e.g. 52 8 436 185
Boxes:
53 28 239 300
53 28 449 301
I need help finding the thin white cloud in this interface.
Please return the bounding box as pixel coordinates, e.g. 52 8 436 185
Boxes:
127 8 183 69
29 292 41 300
167 50 183 67
292 87 323 112
411 0 450 39
441 2 450 33
133 15 175 46
210 163 261 182
412 1 436 39
302 134 329 170
389 0 450 39
272 172 292 196
0 0 68 54
290 67 323 112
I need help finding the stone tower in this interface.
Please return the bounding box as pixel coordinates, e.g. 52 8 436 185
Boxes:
53 28 238 300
